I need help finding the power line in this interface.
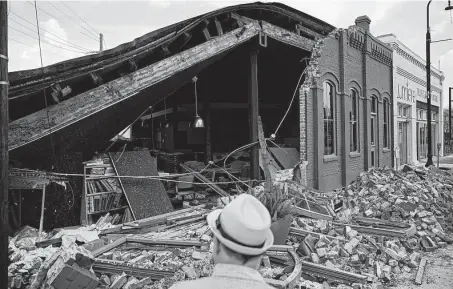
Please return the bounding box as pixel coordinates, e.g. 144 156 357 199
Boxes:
9 10 92 53
9 17 91 53
59 0 99 36
47 1 98 38
9 37 35 49
34 0 60 172
9 37 86 59
9 26 90 54
25 1 99 42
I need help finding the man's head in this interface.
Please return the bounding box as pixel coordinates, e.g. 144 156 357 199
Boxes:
206 194 274 269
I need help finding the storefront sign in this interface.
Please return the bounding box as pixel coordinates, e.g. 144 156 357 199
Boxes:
397 84 416 103
397 83 438 103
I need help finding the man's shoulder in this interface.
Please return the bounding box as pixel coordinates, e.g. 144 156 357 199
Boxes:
169 276 276 289
169 277 214 289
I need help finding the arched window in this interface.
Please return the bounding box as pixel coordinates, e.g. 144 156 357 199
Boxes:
370 96 378 166
323 81 336 155
350 89 359 153
383 98 390 148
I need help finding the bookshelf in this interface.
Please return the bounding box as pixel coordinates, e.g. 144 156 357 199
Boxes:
82 156 133 225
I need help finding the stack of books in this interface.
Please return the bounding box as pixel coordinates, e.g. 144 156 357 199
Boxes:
86 161 124 214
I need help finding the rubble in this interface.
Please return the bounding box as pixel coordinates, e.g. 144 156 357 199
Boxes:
7 165 453 289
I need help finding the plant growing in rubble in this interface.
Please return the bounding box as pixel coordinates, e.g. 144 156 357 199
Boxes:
256 182 295 222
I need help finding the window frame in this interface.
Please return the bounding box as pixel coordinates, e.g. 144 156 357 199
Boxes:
383 98 390 149
350 89 359 153
370 96 378 147
323 81 336 156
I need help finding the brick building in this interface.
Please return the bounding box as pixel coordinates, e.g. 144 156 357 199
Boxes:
377 34 445 167
302 16 393 191
9 3 394 205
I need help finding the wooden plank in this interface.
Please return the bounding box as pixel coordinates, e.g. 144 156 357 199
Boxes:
332 222 416 237
108 153 136 221
301 261 367 284
262 21 314 52
179 163 228 197
415 257 427 285
92 237 127 258
8 22 261 151
295 23 323 39
38 186 46 240
36 238 63 248
125 237 202 247
123 204 205 228
289 227 341 241
290 205 333 221
249 52 260 181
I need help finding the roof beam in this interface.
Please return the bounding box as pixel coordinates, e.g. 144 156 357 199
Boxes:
8 22 262 152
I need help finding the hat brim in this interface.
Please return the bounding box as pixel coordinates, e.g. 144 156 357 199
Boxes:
207 209 274 256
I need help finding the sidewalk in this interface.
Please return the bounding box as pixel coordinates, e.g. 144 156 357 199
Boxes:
419 154 453 169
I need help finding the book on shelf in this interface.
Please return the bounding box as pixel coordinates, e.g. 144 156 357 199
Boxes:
85 157 127 216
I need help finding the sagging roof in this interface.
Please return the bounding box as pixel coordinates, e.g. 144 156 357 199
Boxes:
9 2 334 101
8 2 335 161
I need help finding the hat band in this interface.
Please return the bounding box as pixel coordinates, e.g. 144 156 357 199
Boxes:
216 213 265 249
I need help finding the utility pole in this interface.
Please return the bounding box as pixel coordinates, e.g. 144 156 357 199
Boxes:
0 1 9 287
448 87 453 149
100 33 104 52
426 0 434 167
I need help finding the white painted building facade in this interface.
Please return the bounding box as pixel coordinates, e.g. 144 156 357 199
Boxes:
377 34 445 166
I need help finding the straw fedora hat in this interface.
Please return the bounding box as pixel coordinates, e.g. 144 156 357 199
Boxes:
207 194 274 256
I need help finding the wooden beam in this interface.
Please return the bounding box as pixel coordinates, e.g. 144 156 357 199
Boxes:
179 32 192 50
128 59 138 72
415 257 427 285
161 45 171 56
0 3 9 285
90 72 103 86
289 205 333 221
8 22 261 151
249 49 260 181
262 21 314 51
92 237 127 258
215 18 223 36
296 23 322 40
202 19 211 41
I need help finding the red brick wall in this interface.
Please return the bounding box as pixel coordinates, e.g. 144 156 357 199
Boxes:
302 28 393 191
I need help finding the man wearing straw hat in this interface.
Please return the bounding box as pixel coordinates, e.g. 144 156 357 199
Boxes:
170 194 276 289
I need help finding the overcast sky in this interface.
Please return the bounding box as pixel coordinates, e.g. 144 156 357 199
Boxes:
6 0 453 103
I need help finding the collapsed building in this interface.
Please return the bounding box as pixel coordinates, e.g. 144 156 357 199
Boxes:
7 2 392 229
6 4 453 289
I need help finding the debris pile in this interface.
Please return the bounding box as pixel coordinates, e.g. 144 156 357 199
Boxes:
334 166 453 244
8 226 101 289
7 164 453 289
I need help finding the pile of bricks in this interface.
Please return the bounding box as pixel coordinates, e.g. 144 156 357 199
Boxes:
333 166 453 245
290 218 423 287
8 234 99 289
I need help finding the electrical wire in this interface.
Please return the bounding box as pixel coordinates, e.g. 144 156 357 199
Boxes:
9 18 91 53
9 11 92 52
26 1 99 42
9 37 35 48
209 161 252 189
59 0 100 36
273 64 309 137
9 26 91 54
14 168 256 185
48 1 98 38
34 0 59 173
